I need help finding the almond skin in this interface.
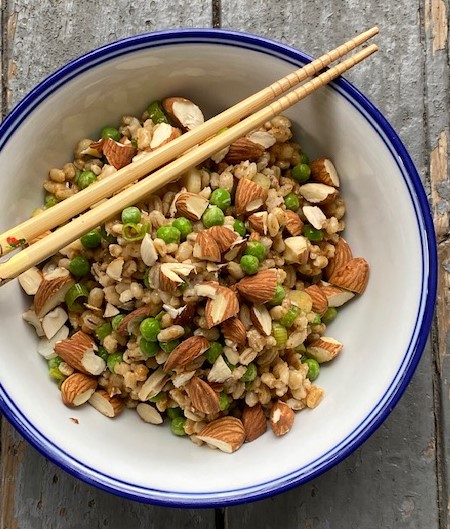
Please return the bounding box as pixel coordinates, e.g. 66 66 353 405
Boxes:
305 284 328 316
310 158 340 187
204 286 240 328
117 306 151 335
207 226 239 253
242 404 267 442
247 212 268 234
329 257 369 294
164 336 210 372
284 210 304 236
193 231 222 262
197 416 246 453
306 336 343 363
102 138 136 169
224 137 265 164
236 269 278 304
320 283 355 307
61 373 98 407
34 274 75 318
221 317 247 345
55 331 105 376
186 376 221 414
234 178 268 216
173 303 197 326
325 238 353 279
175 192 209 221
88 389 124 418
270 401 295 437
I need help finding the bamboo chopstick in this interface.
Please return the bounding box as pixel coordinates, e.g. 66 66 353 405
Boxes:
0 26 379 258
0 43 378 286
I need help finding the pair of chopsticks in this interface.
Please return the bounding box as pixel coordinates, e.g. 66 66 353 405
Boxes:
0 27 379 287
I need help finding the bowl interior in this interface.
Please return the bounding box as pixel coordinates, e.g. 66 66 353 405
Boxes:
0 34 431 505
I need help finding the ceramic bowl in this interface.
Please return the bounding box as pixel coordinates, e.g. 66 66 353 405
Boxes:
0 29 437 506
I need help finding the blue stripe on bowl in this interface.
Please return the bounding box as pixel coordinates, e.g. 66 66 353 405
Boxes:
0 29 437 507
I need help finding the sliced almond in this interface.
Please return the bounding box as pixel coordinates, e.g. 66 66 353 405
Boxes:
159 262 196 291
320 283 355 307
103 302 120 318
175 192 209 221
138 367 168 401
117 306 151 335
42 306 68 339
88 389 124 418
197 416 246 453
221 317 247 345
140 233 158 266
234 178 268 216
325 238 353 279
164 336 210 372
37 324 69 359
302 206 326 230
136 403 164 424
102 138 136 170
173 303 197 326
205 286 240 328
304 285 328 316
150 123 181 149
61 373 98 407
162 97 205 131
193 231 221 262
223 239 247 261
224 138 265 164
246 131 276 149
283 236 309 264
22 309 45 337
242 403 267 442
310 158 340 187
299 183 338 205
236 269 277 304
307 336 343 363
247 212 268 235
18 267 43 295
186 376 221 414
55 331 105 376
207 225 239 253
284 210 304 236
207 355 233 383
270 401 295 437
106 258 124 281
250 304 272 336
329 257 369 294
34 275 75 318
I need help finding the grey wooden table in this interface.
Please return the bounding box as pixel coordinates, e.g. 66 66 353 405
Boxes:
0 1 448 528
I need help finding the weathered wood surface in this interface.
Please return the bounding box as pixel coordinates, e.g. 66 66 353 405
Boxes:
0 1 448 528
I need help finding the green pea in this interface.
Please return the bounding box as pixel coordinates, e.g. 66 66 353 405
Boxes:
156 225 181 244
304 358 320 381
291 163 311 183
204 342 223 364
303 224 324 241
147 100 170 125
202 206 225 228
240 254 260 275
322 307 338 325
159 339 180 353
241 363 257 382
44 194 60 209
69 255 90 277
219 392 230 411
172 217 193 239
210 188 231 211
100 126 121 141
233 218 247 237
269 285 285 306
311 313 322 324
299 152 310 165
80 229 102 249
96 322 112 341
111 314 125 331
170 416 187 436
284 192 300 211
140 338 160 357
243 241 266 262
148 392 164 403
167 407 184 419
139 318 160 342
48 356 63 369
77 170 97 190
97 346 109 362
107 352 123 373
121 206 141 224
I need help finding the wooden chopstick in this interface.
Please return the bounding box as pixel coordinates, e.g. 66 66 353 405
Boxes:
0 43 378 286
0 27 379 258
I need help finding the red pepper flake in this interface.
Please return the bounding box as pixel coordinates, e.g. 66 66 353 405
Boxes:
6 236 26 248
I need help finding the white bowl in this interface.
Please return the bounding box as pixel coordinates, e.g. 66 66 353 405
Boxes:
0 30 437 506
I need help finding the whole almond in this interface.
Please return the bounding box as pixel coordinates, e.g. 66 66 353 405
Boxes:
34 274 75 318
221 317 247 345
205 286 240 328
207 225 239 253
88 389 124 418
270 401 295 437
61 373 98 407
305 284 328 316
164 336 210 372
310 158 340 187
186 376 221 414
102 138 136 169
55 331 105 376
234 178 268 216
325 238 353 279
175 192 209 221
284 210 304 236
236 269 277 304
329 257 369 294
224 138 265 164
242 404 267 442
193 231 221 262
197 416 246 453
320 283 355 307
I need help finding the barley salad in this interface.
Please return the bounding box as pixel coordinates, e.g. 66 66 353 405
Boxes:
19 97 369 453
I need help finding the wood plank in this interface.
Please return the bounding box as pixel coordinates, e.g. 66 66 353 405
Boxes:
221 1 440 527
0 1 215 528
